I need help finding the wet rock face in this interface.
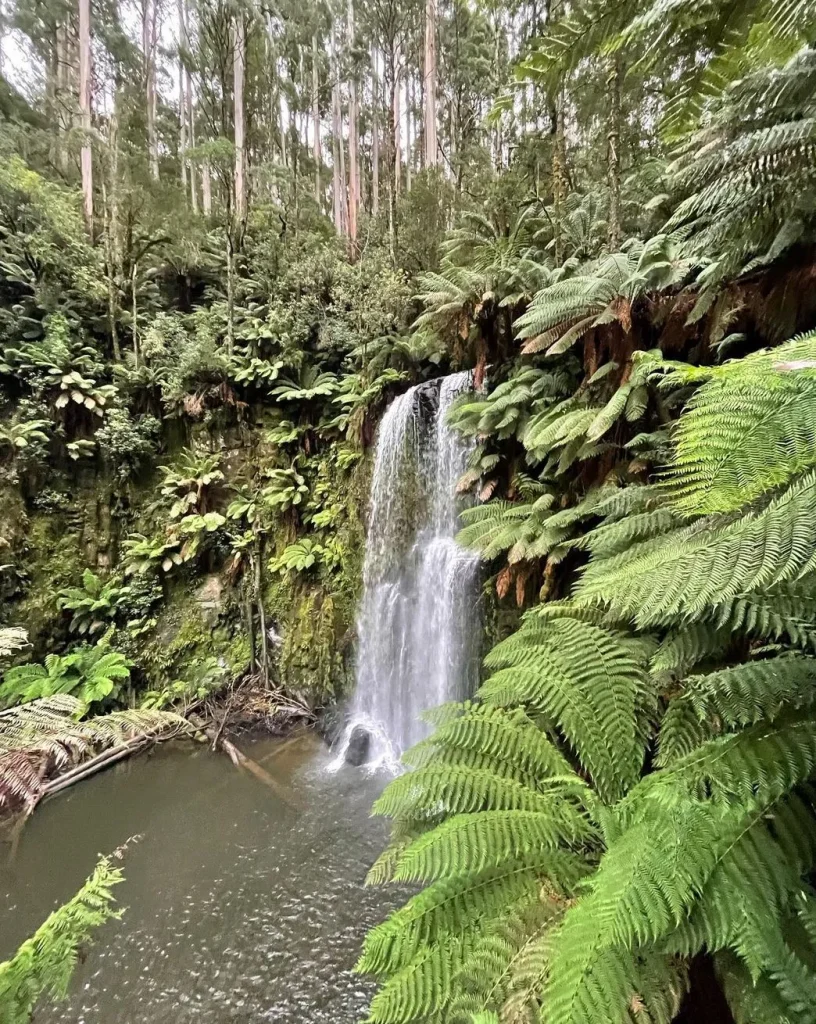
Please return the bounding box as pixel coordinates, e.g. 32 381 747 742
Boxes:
316 706 345 747
344 725 370 766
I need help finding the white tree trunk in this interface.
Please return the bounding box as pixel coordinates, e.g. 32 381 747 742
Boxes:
202 162 212 214
406 75 412 191
178 0 187 191
331 23 346 234
312 33 321 205
393 53 401 198
423 0 437 167
371 46 379 216
181 0 196 210
233 14 246 222
188 76 198 212
347 0 358 240
143 0 159 180
78 0 93 231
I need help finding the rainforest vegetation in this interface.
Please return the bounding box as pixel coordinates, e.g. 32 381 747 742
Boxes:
1 0 816 1018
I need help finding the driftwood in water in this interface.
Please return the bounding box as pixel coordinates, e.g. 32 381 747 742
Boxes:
190 715 299 809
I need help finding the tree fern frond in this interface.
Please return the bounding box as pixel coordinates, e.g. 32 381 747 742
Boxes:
359 859 557 977
372 763 559 818
365 933 469 1023
0 627 29 658
651 623 733 677
0 697 187 811
657 657 816 765
664 331 816 515
667 793 816 978
404 705 578 783
648 711 816 806
481 618 653 802
390 810 595 885
576 470 816 628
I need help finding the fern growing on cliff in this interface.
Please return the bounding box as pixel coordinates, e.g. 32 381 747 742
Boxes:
362 328 816 1024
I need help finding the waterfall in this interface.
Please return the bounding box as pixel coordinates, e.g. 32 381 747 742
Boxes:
335 372 481 770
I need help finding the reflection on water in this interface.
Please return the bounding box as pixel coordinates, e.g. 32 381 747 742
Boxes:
0 732 400 1023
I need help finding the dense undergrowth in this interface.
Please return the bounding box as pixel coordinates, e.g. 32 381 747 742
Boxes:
2 0 816 1017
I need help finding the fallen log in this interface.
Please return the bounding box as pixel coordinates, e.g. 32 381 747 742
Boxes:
42 735 153 799
39 723 189 804
190 715 299 809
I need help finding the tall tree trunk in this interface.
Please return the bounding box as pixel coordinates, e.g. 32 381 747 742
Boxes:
423 0 437 168
233 14 246 224
347 0 359 241
552 90 567 264
143 0 159 180
279 88 287 166
371 46 379 216
104 89 122 360
188 76 198 212
202 162 212 214
338 99 348 234
493 13 502 170
406 75 412 191
78 0 93 232
46 29 59 165
102 184 120 361
331 22 347 234
312 33 321 205
607 56 622 251
131 258 140 366
180 0 196 209
393 53 401 198
387 53 398 259
56 23 69 172
226 226 235 354
178 0 187 192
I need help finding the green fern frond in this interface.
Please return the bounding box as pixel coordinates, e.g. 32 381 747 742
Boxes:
576 470 816 628
372 763 558 818
0 854 122 1023
649 711 816 806
404 704 578 783
365 933 469 1023
657 657 816 764
358 859 556 976
481 617 653 802
664 332 816 515
389 810 595 884
650 623 733 677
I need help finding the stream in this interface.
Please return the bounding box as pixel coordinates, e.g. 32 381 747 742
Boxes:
0 732 401 1023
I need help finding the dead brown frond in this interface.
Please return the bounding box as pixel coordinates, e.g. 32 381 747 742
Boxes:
0 697 188 814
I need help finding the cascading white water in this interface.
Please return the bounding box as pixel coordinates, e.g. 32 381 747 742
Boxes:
335 372 480 770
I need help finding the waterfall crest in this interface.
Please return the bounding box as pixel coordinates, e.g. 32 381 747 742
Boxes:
336 372 480 769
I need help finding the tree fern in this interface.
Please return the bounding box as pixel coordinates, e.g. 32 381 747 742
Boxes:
0 627 29 658
576 470 816 627
481 617 653 802
514 238 690 356
661 331 816 515
388 810 594 885
657 657 816 763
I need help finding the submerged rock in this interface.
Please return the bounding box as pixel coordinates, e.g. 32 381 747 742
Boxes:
344 726 370 766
